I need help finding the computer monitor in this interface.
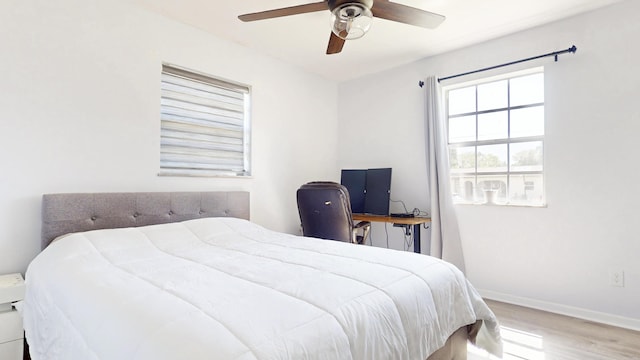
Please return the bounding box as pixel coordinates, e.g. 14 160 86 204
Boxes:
340 169 366 214
341 168 392 215
364 168 392 215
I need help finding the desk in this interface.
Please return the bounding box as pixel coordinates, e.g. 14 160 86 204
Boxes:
352 214 431 254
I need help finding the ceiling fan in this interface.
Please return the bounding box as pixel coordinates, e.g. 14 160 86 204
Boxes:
238 0 445 55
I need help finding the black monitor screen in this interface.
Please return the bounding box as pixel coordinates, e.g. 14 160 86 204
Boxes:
340 169 367 214
364 168 392 215
341 168 392 215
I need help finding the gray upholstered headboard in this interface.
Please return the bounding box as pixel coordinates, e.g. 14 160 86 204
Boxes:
41 191 250 249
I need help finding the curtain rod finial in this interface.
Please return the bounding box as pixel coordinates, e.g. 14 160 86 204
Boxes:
570 45 577 53
419 81 425 88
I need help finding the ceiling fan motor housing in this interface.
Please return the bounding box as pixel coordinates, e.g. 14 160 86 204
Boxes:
329 0 374 40
328 0 374 12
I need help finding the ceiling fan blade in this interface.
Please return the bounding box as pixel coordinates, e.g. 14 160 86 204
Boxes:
371 1 445 29
326 32 346 54
238 2 329 22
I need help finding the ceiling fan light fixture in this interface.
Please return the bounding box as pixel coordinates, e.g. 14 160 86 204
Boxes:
330 3 372 40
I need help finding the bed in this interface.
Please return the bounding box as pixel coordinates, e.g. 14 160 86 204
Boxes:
23 191 502 360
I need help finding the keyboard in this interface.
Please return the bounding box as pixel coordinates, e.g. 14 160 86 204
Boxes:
390 213 415 218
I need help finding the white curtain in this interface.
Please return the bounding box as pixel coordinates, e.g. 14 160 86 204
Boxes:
424 76 466 273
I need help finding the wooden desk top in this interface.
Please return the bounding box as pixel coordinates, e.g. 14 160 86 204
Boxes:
352 214 431 225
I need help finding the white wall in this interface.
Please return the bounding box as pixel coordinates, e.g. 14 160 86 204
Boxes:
337 70 431 253
338 0 640 329
0 0 339 275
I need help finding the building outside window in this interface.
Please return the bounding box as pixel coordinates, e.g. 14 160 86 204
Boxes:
445 68 544 206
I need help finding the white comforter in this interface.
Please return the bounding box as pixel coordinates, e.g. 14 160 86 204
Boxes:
24 217 501 360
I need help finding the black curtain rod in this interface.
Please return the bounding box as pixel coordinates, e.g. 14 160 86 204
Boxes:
419 45 577 88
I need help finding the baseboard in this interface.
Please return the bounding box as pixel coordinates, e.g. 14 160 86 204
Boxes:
478 289 640 332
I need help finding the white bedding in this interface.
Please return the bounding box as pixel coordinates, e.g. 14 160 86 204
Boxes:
24 217 502 360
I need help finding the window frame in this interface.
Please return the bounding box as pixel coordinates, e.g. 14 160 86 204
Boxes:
159 64 251 178
444 67 545 207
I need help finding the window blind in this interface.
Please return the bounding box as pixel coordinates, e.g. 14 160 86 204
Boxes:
160 65 251 177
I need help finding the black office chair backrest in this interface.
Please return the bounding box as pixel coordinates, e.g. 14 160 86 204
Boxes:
296 182 354 242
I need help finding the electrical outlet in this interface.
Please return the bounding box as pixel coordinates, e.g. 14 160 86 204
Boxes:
609 269 625 287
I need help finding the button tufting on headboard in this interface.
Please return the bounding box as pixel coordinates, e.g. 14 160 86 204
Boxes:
41 191 250 249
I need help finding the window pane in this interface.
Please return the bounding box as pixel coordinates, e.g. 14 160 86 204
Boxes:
510 141 543 172
509 174 544 206
450 175 476 203
477 144 507 173
511 106 544 138
449 146 475 173
449 115 476 143
446 69 545 207
511 73 544 106
477 175 508 204
478 80 507 111
478 111 508 141
448 87 475 115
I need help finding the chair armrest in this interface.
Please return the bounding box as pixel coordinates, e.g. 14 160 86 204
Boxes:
352 221 371 245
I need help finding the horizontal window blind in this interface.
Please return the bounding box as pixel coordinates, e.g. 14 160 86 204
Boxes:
160 65 251 177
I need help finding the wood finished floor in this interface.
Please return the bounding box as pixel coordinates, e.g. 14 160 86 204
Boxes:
476 300 640 360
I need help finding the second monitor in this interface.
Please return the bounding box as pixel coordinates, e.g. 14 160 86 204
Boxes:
340 168 392 215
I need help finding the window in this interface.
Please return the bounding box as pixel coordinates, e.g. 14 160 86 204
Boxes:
160 64 251 177
446 69 544 206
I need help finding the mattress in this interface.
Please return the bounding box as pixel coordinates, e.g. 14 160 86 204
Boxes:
23 217 502 359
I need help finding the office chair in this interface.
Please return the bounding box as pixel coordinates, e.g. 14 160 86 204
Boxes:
296 182 371 244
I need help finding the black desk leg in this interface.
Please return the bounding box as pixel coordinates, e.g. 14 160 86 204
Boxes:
413 224 431 255
396 223 427 254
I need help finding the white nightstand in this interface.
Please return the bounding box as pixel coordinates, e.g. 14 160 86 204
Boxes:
0 273 25 360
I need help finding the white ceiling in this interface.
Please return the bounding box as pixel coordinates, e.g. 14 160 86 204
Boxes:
133 0 622 81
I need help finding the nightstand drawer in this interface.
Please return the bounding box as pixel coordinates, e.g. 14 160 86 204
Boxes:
0 339 23 360
0 309 22 343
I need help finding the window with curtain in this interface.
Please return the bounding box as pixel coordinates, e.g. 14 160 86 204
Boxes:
160 64 251 177
445 68 544 206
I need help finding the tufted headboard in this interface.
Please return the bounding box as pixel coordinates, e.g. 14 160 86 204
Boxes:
41 191 250 249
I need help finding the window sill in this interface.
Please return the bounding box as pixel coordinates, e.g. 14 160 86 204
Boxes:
453 202 547 208
158 173 253 179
